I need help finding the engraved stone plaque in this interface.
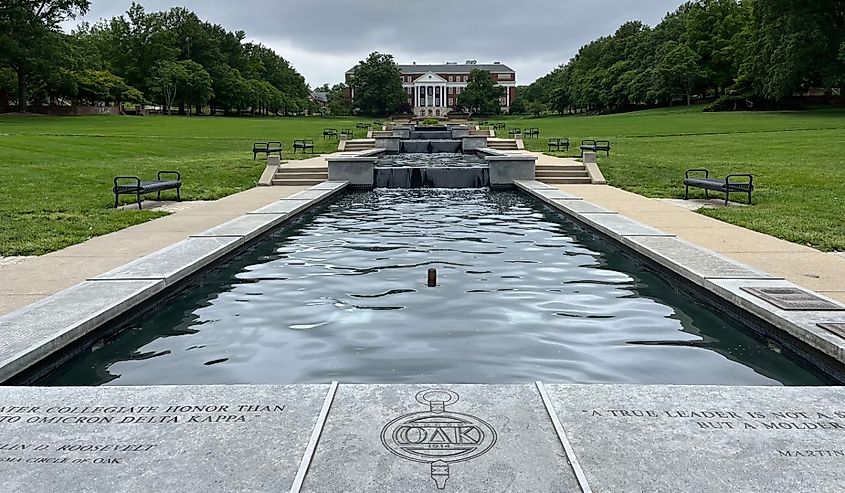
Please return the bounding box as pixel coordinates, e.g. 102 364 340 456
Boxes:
740 287 845 311
301 384 579 492
0 385 327 492
818 323 845 338
546 384 845 493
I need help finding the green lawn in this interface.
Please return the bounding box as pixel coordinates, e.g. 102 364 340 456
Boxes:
501 106 845 252
0 108 843 255
0 115 370 255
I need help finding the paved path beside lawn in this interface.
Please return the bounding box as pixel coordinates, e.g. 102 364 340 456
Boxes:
0 185 308 316
556 184 845 304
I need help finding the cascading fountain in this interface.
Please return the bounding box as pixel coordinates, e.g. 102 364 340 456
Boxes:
374 124 486 188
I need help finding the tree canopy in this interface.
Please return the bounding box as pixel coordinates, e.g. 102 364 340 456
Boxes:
522 0 845 114
457 69 505 114
348 52 405 116
0 1 310 115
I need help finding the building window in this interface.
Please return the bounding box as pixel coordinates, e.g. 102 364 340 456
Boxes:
448 98 453 106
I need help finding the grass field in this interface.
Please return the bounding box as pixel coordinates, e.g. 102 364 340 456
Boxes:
0 115 369 255
0 107 843 255
504 106 845 252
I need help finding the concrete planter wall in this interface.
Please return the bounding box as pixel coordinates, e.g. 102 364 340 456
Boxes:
461 135 488 151
374 136 401 152
327 157 376 187
485 155 537 186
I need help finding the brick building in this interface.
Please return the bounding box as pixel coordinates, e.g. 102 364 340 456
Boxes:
345 60 516 117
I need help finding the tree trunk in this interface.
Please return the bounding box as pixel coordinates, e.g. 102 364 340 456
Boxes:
179 101 187 115
17 71 27 113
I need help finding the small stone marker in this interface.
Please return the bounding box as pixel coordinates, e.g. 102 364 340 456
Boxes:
818 323 845 338
582 152 597 164
267 155 281 166
740 286 845 311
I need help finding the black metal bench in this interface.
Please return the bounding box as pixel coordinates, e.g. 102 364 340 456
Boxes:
293 139 315 153
548 138 570 152
356 123 370 130
253 141 283 160
684 169 754 205
340 128 354 139
508 128 522 138
492 122 506 130
322 128 338 140
580 139 611 157
524 127 540 139
114 171 181 210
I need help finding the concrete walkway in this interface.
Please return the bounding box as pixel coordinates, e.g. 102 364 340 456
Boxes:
556 184 845 303
0 185 308 316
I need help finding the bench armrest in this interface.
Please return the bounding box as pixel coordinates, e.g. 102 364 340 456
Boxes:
726 174 753 186
685 168 709 179
114 176 141 189
157 171 181 181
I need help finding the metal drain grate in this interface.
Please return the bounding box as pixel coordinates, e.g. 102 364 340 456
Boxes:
740 287 845 311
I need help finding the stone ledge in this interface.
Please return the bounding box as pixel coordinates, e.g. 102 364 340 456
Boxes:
190 214 286 242
90 237 242 286
0 280 164 382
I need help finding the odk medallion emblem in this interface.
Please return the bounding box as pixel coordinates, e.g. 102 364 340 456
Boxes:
381 389 497 489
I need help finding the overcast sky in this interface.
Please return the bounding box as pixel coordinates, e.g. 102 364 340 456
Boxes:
63 1 682 87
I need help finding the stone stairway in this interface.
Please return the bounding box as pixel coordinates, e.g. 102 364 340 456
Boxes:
535 162 592 184
341 139 376 152
487 139 518 150
271 165 328 186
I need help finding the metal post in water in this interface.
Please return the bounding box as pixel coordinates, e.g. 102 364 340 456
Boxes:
427 268 437 287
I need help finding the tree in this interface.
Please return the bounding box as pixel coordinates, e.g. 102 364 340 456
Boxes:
348 52 405 116
508 97 526 114
657 42 704 105
149 60 188 113
457 69 505 114
526 101 547 117
178 60 212 114
0 0 91 112
327 83 353 115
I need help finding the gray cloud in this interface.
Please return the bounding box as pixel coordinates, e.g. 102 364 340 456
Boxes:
66 0 681 86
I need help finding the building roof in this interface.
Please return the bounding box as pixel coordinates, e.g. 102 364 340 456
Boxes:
346 62 515 75
310 91 329 103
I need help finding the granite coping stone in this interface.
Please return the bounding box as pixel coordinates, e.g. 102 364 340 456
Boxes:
307 181 348 191
286 189 340 201
620 236 778 282
573 212 676 239
545 384 845 493
248 198 314 216
0 280 164 382
512 179 557 190
530 189 583 203
301 384 580 492
550 198 617 214
190 213 286 242
706 278 845 362
90 237 241 286
0 384 329 492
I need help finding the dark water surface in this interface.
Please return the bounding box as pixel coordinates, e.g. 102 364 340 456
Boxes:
45 190 831 386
